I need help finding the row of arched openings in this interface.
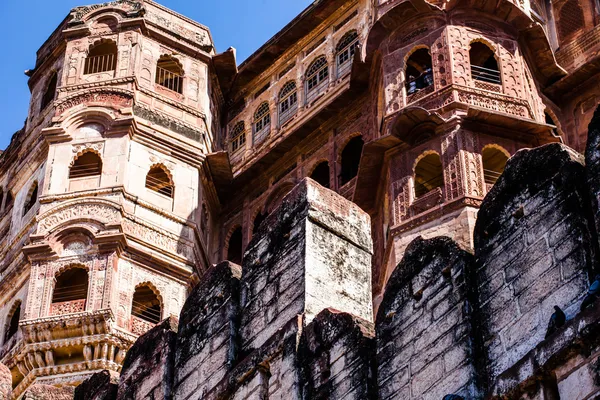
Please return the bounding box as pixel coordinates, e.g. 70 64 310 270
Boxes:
68 150 174 198
49 267 163 325
412 146 508 199
404 41 501 100
230 31 359 150
84 41 184 93
226 135 364 263
39 42 185 114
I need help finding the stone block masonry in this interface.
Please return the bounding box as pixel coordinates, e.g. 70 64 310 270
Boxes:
474 143 598 382
377 236 480 400
73 114 600 399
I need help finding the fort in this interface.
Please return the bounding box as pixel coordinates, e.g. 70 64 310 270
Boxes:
0 0 599 398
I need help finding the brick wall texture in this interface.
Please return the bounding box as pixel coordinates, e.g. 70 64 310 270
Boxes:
73 114 600 399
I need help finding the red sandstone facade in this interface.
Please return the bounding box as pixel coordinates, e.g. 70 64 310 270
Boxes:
0 0 598 395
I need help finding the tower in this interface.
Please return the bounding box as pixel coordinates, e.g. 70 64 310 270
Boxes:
0 0 222 394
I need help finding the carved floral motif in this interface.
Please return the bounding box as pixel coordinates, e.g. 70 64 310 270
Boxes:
37 203 120 234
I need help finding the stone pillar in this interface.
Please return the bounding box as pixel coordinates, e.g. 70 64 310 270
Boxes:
376 236 480 399
474 143 596 381
172 261 241 399
117 317 178 400
240 177 373 353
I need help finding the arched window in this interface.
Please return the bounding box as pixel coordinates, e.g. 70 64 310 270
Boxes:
132 285 162 325
23 182 38 216
230 121 246 153
414 153 444 198
279 81 298 126
310 161 330 189
156 55 184 94
84 41 117 75
4 301 20 343
469 42 501 85
336 31 359 78
305 56 329 103
227 227 243 265
145 165 174 198
51 267 89 316
40 72 58 111
69 151 102 179
253 102 271 145
253 212 266 235
482 147 509 188
405 48 433 99
340 137 364 186
4 191 13 211
558 0 584 42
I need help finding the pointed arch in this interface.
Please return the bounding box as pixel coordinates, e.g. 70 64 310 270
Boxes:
51 265 89 316
4 300 21 343
132 283 163 325
482 145 509 187
156 55 184 94
230 121 246 153
305 56 329 103
278 81 298 126
336 30 359 78
145 164 174 198
404 47 433 99
23 182 38 216
339 136 364 186
85 39 117 75
41 72 58 111
226 226 243 265
469 40 501 85
69 149 103 179
253 102 271 145
413 151 444 198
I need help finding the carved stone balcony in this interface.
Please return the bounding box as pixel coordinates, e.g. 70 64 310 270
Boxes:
49 299 86 316
410 187 443 215
130 315 156 336
410 84 533 120
8 309 135 399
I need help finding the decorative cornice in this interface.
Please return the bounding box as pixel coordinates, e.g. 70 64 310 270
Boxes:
68 1 145 26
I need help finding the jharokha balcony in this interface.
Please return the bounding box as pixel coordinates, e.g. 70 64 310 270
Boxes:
7 310 136 399
130 315 156 336
50 299 86 316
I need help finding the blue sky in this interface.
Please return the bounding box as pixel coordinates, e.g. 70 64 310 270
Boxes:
0 0 313 149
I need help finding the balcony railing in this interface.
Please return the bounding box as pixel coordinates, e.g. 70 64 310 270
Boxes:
305 79 328 105
130 315 156 336
50 299 86 316
471 65 502 85
411 187 443 215
156 66 183 94
279 102 298 127
84 54 116 75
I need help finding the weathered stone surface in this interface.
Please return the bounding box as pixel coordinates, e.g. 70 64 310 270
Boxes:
173 261 241 399
240 178 373 353
117 317 178 400
74 370 118 400
0 363 11 400
585 105 600 247
474 143 598 381
299 308 375 400
21 384 75 400
376 236 480 400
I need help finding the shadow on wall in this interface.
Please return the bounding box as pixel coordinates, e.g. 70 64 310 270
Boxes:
71 104 600 400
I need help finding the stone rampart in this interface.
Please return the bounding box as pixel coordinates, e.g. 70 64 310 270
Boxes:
71 113 600 400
